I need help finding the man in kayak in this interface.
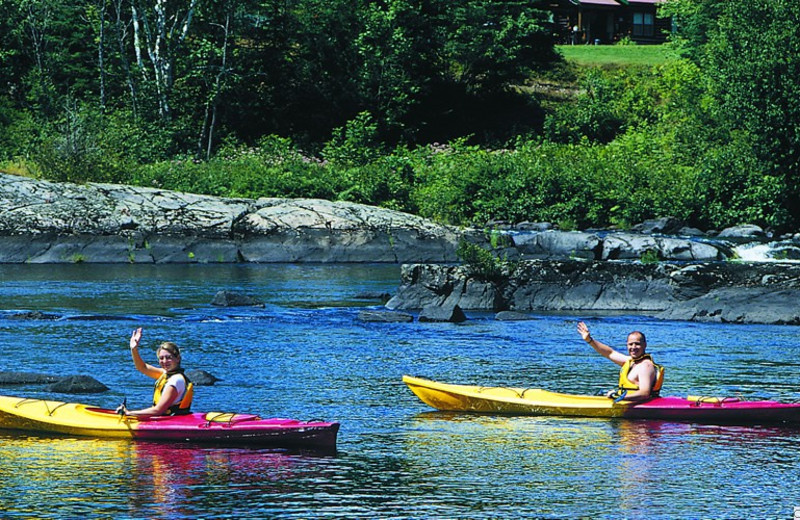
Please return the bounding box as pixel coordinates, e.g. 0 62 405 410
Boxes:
577 321 663 402
116 327 194 417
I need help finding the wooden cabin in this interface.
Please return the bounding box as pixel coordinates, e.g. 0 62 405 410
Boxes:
539 0 670 45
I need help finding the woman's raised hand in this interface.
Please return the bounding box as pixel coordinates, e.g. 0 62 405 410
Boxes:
130 328 143 350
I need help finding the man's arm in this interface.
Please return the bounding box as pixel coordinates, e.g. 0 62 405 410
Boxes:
577 321 627 366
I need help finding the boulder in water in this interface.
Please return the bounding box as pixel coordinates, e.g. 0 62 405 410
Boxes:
211 290 264 307
185 369 221 385
357 310 414 323
0 371 61 385
48 375 109 394
418 304 467 323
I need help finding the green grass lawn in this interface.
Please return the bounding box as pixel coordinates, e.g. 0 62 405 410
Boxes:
556 44 677 67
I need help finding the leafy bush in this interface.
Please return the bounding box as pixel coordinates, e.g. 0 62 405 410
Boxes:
543 67 661 144
456 240 510 283
322 112 385 168
640 249 660 264
33 104 130 184
693 132 786 229
131 145 342 200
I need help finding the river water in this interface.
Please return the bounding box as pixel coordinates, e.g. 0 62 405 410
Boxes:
0 264 799 519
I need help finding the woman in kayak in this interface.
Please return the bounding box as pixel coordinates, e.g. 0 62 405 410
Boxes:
577 321 663 402
116 327 194 417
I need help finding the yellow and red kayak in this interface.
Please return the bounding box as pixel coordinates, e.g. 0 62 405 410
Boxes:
403 375 800 425
0 394 338 449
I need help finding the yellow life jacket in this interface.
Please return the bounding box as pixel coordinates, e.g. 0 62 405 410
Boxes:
153 370 194 415
618 354 664 396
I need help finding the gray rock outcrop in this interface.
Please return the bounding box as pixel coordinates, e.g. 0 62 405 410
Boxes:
386 260 800 325
511 230 728 262
0 173 465 263
0 174 786 265
657 287 800 324
717 224 766 239
512 231 601 260
599 233 725 261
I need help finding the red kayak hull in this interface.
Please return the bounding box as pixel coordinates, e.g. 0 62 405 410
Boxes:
622 396 800 424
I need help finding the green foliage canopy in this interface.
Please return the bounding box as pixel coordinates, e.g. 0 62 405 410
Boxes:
664 0 800 229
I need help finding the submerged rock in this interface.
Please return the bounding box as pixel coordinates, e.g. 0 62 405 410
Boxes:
495 311 536 321
353 291 392 302
0 372 61 385
7 311 61 320
357 310 414 323
418 304 467 323
48 375 109 394
211 290 264 307
185 369 221 385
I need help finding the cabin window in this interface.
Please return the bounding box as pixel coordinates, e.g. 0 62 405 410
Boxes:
633 12 654 37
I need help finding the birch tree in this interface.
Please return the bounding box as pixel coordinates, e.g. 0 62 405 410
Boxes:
130 0 199 120
111 0 139 118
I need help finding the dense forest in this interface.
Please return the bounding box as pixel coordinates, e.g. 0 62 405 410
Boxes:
1 0 800 232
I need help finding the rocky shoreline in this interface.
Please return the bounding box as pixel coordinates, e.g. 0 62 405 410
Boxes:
385 260 800 325
3 173 800 325
0 172 465 263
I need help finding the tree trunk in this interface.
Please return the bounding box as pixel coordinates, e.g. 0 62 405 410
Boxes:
113 0 139 118
131 0 198 121
206 13 232 160
98 0 107 112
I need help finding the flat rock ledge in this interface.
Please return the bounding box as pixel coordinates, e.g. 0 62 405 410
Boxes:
386 260 800 325
0 173 464 263
5 174 798 265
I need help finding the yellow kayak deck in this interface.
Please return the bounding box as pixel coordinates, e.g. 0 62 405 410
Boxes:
403 375 628 418
0 395 138 438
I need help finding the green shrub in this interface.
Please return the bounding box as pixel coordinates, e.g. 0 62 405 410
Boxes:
456 240 510 283
33 106 130 184
640 249 660 264
543 67 661 144
322 111 385 167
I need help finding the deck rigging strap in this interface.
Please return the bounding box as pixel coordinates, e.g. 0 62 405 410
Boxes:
477 385 538 399
14 397 69 416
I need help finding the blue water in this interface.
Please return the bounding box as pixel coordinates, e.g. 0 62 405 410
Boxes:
1 264 799 519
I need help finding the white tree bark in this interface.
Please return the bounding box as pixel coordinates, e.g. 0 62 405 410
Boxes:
131 0 198 120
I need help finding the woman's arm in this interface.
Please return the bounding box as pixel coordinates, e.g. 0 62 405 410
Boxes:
129 328 163 379
118 385 178 418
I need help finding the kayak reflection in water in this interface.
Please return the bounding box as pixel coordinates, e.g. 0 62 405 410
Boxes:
577 321 664 403
116 327 194 417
